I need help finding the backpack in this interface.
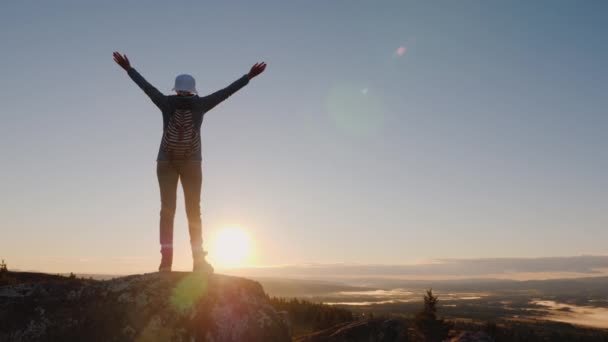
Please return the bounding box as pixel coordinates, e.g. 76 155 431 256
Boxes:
161 108 201 160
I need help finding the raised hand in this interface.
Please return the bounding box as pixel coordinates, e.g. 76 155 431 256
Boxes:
247 62 267 80
113 51 132 71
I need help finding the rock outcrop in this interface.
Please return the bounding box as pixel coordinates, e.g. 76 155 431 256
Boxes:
448 331 495 342
294 319 407 342
0 272 291 342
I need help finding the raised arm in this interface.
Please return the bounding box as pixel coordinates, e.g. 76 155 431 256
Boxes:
200 62 267 112
113 51 168 111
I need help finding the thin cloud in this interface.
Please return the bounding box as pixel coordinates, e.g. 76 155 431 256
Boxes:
226 255 608 281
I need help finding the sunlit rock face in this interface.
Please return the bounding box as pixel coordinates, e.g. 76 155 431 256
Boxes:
0 272 291 342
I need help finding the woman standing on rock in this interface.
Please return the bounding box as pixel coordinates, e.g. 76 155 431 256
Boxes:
113 52 267 273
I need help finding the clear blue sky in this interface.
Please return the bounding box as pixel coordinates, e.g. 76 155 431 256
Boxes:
1 1 607 273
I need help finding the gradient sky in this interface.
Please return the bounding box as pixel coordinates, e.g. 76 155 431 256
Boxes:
1 1 607 274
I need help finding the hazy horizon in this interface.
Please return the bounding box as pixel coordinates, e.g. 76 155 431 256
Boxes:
1 1 607 274
9 255 608 284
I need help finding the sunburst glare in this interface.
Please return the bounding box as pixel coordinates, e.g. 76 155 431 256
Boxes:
208 227 253 268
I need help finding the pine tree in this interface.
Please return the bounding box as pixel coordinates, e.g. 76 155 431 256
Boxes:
413 289 452 342
423 289 438 315
0 259 7 273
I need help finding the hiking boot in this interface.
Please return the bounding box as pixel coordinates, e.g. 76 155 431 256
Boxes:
158 250 173 272
193 251 214 274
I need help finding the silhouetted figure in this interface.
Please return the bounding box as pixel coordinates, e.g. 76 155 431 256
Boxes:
113 52 266 273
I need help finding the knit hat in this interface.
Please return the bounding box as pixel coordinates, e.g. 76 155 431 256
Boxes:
172 74 198 94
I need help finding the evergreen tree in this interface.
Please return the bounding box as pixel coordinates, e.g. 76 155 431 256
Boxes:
268 296 354 333
413 289 452 342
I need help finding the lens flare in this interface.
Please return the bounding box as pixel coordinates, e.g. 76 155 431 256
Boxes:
396 46 407 57
170 273 209 312
326 83 385 137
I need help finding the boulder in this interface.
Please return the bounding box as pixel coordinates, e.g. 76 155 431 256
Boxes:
0 272 291 342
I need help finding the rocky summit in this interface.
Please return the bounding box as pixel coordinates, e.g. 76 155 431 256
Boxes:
0 272 291 342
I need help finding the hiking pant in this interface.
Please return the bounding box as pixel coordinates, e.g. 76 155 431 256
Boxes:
157 160 203 256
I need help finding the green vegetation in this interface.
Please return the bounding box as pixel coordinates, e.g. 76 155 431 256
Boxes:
269 297 355 336
455 320 608 342
0 260 17 286
270 287 608 341
412 289 452 341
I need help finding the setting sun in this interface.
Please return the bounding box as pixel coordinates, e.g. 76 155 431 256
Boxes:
209 227 253 268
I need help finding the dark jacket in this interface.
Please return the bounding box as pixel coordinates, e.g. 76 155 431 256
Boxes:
128 68 249 161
